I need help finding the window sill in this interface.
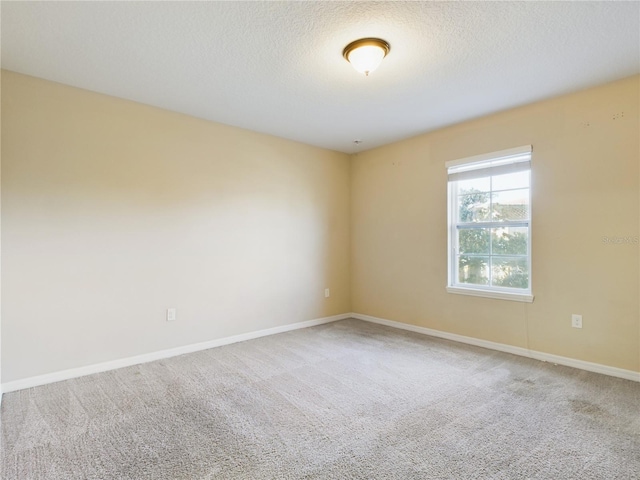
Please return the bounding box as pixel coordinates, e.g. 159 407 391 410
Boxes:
446 286 534 303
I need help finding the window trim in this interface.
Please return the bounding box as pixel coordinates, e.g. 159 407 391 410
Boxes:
445 286 534 303
446 145 534 303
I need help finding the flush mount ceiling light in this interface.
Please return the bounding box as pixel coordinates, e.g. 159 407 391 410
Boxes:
343 38 390 76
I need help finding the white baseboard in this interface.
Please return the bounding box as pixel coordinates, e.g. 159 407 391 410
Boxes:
352 312 640 383
4 311 637 395
1 313 351 394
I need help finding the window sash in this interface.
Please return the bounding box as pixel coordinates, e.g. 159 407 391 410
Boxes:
454 225 530 289
456 221 529 229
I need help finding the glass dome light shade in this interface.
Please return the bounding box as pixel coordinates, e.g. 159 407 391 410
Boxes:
343 38 390 76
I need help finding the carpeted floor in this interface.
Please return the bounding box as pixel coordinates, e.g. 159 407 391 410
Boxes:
1 318 639 479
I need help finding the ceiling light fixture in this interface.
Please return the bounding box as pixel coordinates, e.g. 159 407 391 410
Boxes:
343 38 390 76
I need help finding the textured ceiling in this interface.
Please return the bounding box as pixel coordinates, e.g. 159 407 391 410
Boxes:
2 1 639 153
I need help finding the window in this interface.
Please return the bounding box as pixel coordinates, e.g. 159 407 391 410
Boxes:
446 146 533 302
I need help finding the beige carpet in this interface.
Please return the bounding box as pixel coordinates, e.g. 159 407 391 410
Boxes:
1 319 639 479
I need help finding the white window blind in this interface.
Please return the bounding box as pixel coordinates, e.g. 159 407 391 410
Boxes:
447 145 532 182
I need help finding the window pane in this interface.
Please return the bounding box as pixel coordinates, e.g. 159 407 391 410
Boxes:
491 189 529 221
458 228 490 254
458 255 489 285
491 257 529 289
458 192 490 222
491 227 528 255
492 171 529 191
457 177 490 195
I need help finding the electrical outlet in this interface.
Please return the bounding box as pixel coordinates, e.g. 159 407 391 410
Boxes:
167 308 177 322
324 288 330 298
571 314 582 329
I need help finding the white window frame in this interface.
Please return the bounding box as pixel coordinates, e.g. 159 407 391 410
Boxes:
446 146 534 303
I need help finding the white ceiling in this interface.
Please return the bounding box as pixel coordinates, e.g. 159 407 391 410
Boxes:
2 1 639 154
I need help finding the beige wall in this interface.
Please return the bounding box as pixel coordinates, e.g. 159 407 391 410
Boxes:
0 69 3 392
1 71 351 382
351 76 640 373
2 71 639 385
